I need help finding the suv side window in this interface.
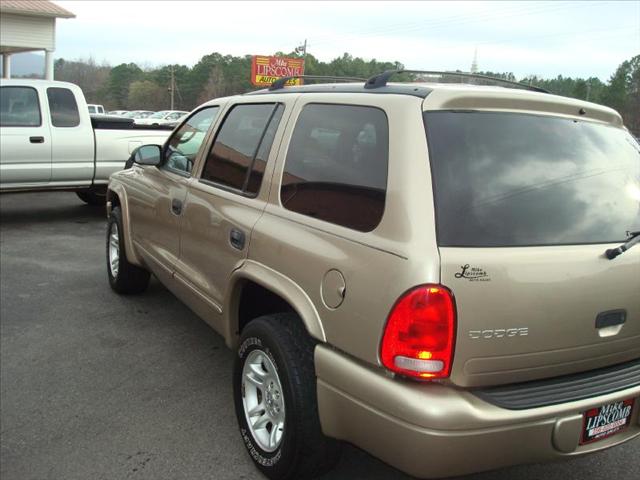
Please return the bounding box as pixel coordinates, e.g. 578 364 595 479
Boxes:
201 103 284 195
47 87 80 127
0 86 41 127
280 104 389 232
163 106 219 175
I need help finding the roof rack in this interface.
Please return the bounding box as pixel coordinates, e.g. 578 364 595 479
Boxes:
269 75 366 91
364 70 549 94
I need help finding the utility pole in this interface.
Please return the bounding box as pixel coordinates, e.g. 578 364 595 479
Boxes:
295 39 308 85
169 65 175 110
301 39 307 68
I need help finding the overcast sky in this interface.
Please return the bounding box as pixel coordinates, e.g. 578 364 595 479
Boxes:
54 0 639 80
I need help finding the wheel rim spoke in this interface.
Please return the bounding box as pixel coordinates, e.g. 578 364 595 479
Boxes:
269 421 283 448
245 372 264 387
247 402 265 417
252 412 271 430
249 362 267 377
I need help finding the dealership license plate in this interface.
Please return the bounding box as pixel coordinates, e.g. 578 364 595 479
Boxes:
580 398 635 445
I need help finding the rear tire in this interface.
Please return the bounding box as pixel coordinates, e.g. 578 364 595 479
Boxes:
77 188 106 206
106 206 150 294
233 313 341 479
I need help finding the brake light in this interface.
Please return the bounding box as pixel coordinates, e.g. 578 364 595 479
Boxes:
380 285 456 380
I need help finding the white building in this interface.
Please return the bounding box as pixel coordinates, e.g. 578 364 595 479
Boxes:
0 0 75 80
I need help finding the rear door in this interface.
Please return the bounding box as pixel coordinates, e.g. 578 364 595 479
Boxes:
424 111 640 387
0 85 51 186
175 99 290 330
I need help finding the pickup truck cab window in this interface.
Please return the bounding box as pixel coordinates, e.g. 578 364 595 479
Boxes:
0 86 41 127
201 103 284 195
47 87 80 128
162 106 219 175
280 103 389 232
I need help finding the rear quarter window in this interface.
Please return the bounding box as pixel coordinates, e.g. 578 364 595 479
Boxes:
47 88 80 127
280 104 389 232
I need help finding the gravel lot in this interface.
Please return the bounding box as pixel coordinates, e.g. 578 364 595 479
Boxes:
1 191 638 480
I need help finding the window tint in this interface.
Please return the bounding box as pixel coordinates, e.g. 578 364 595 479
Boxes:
201 103 283 194
280 104 389 232
163 106 219 174
425 111 640 246
0 86 41 127
47 88 80 127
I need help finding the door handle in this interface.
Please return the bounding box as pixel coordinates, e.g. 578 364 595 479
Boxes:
29 136 45 144
171 198 182 215
595 309 626 329
229 228 245 250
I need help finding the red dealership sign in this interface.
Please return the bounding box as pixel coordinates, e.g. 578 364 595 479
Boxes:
251 55 305 87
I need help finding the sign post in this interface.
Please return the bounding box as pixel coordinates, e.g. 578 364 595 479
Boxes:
251 55 305 87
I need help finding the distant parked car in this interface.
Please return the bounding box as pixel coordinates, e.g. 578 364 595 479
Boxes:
87 104 105 115
135 110 188 126
124 110 155 120
163 113 189 128
107 110 129 116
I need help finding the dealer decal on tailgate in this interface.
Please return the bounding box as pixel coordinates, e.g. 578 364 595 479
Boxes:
581 399 635 445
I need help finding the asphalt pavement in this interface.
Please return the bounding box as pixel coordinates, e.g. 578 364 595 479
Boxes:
1 191 638 480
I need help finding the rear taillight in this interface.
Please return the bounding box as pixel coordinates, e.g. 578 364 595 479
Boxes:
380 285 456 380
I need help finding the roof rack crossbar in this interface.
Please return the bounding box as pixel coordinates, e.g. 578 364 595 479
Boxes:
269 75 366 91
364 70 549 94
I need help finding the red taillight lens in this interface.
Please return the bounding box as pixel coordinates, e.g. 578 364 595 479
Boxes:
380 285 456 379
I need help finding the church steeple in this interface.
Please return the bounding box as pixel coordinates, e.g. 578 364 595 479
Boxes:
470 48 478 74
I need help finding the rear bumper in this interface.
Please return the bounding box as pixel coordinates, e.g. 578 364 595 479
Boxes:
315 345 640 478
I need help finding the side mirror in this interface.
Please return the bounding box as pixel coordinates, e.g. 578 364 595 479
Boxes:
126 144 162 169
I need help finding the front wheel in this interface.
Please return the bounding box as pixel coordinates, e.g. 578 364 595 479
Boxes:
106 206 150 294
233 313 340 479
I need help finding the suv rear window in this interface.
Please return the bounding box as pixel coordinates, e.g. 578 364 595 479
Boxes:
425 111 640 247
281 104 388 232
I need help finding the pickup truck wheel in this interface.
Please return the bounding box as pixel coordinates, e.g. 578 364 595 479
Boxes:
76 189 106 206
106 207 150 294
233 313 340 479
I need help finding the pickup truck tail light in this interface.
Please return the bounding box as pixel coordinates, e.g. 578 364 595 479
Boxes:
380 285 456 380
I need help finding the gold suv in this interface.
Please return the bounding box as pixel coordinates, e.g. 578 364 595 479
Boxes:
106 71 640 479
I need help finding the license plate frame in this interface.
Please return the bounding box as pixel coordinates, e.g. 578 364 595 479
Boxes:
580 398 635 445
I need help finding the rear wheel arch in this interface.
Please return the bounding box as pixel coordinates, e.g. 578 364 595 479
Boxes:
225 264 326 348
